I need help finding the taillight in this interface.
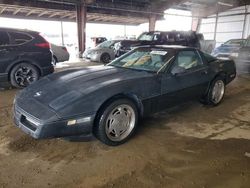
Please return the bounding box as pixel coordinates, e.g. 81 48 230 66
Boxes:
34 42 50 49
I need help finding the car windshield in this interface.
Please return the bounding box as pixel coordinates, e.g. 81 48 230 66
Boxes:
108 47 175 72
137 32 160 41
97 40 115 48
224 39 246 46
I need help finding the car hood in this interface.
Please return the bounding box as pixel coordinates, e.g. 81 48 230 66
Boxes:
215 45 241 53
17 65 152 112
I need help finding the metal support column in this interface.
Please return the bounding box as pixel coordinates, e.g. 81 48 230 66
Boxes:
242 5 248 39
191 17 201 32
149 15 156 32
214 12 219 41
60 21 65 46
76 3 87 57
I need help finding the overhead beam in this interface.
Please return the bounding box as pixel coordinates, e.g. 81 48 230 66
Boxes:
60 12 73 19
26 10 35 16
38 11 49 17
13 7 21 15
0 6 6 14
48 12 60 18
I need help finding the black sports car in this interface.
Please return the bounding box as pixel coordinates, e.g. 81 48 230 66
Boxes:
13 46 236 146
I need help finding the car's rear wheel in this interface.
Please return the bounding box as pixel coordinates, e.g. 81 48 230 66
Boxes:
100 53 111 64
94 99 138 146
205 77 225 105
10 63 39 88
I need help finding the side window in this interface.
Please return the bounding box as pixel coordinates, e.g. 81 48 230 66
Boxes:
167 33 175 42
9 32 33 45
153 34 160 41
174 50 203 70
175 33 185 42
0 31 10 46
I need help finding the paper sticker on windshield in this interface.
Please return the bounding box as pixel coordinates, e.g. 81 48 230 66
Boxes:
150 51 168 56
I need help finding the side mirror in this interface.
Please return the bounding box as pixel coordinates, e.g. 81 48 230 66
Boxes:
171 66 186 76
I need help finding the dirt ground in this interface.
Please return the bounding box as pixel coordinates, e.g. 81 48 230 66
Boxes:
0 62 250 188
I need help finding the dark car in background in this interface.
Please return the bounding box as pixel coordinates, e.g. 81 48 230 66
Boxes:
114 31 215 57
14 46 236 146
233 37 250 74
0 27 54 88
211 39 246 59
51 43 70 65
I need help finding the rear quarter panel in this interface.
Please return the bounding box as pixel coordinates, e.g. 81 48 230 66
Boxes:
209 59 236 84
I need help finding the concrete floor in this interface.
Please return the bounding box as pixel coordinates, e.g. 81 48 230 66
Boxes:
0 61 250 188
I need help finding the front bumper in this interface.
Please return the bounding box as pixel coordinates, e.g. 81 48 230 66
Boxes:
83 53 101 62
13 105 94 139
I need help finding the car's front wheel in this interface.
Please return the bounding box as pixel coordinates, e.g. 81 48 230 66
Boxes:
94 99 138 146
10 63 40 88
100 53 111 64
205 77 225 105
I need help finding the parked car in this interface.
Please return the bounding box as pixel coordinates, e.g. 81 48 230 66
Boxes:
231 37 250 73
13 46 236 146
51 44 70 65
0 27 54 88
114 31 215 56
211 39 246 59
83 40 121 64
91 37 107 47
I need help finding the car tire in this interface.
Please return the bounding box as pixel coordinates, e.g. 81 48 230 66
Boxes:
204 76 225 106
94 99 138 146
10 63 40 88
100 53 111 64
52 55 58 66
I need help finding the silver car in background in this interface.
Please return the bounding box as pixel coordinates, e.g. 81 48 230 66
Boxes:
51 43 70 65
83 40 121 64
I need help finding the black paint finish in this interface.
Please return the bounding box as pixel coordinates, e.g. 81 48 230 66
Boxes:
13 46 236 139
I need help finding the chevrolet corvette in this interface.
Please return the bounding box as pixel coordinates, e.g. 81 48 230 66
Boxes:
14 46 236 146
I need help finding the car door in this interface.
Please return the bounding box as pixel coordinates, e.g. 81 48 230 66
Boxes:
0 31 11 75
160 49 212 109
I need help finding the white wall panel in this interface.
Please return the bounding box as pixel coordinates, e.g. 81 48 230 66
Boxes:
201 18 216 24
203 33 215 40
216 22 244 32
199 23 215 33
218 15 244 22
199 6 249 47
